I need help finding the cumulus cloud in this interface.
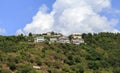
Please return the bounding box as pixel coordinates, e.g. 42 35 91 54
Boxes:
22 5 54 34
16 29 25 35
17 0 119 35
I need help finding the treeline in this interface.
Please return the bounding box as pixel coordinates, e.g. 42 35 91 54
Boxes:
0 32 120 73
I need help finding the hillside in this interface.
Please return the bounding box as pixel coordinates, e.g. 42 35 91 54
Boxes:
0 32 120 73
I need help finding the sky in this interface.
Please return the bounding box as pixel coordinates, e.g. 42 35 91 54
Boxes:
0 0 120 35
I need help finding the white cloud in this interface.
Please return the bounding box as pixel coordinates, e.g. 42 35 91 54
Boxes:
17 0 119 35
16 29 25 35
22 5 54 34
0 28 6 35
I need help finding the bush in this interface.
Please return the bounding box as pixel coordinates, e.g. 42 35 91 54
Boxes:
113 67 120 73
16 65 36 73
76 64 84 73
75 56 81 63
88 61 99 70
36 59 42 66
0 69 12 73
8 62 16 71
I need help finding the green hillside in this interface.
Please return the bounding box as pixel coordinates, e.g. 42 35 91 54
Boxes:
0 32 120 73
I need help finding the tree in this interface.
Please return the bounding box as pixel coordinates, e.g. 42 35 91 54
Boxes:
88 61 99 70
75 56 81 63
76 64 84 73
29 32 32 37
8 62 16 71
17 34 26 42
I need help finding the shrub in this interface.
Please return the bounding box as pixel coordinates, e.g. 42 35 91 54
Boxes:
88 61 99 70
8 62 16 71
113 67 120 73
16 65 36 73
0 69 12 73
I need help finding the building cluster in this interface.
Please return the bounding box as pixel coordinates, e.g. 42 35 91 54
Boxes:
34 32 84 45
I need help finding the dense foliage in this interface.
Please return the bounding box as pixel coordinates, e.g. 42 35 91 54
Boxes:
0 32 120 73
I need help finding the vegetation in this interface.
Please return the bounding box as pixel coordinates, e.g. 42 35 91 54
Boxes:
0 32 120 73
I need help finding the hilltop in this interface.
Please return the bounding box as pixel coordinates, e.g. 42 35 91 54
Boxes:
0 32 120 73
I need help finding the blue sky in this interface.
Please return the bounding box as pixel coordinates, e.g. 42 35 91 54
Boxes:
111 0 120 29
0 0 55 35
0 0 120 35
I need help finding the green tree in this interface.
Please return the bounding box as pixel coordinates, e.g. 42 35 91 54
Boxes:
88 61 99 70
7 62 16 71
76 64 84 73
29 32 32 37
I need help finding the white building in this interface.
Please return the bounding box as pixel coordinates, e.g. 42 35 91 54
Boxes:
71 33 84 45
59 36 70 43
72 39 84 45
72 33 82 39
72 36 82 39
49 38 58 43
34 37 45 42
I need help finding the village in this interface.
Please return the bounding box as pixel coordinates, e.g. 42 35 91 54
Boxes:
33 32 84 45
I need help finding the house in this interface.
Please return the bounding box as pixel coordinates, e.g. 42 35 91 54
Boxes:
58 36 70 43
72 36 82 39
72 33 81 35
49 38 58 43
72 39 84 45
71 33 82 39
42 32 51 36
46 32 51 36
54 33 63 37
34 37 45 42
71 33 84 44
